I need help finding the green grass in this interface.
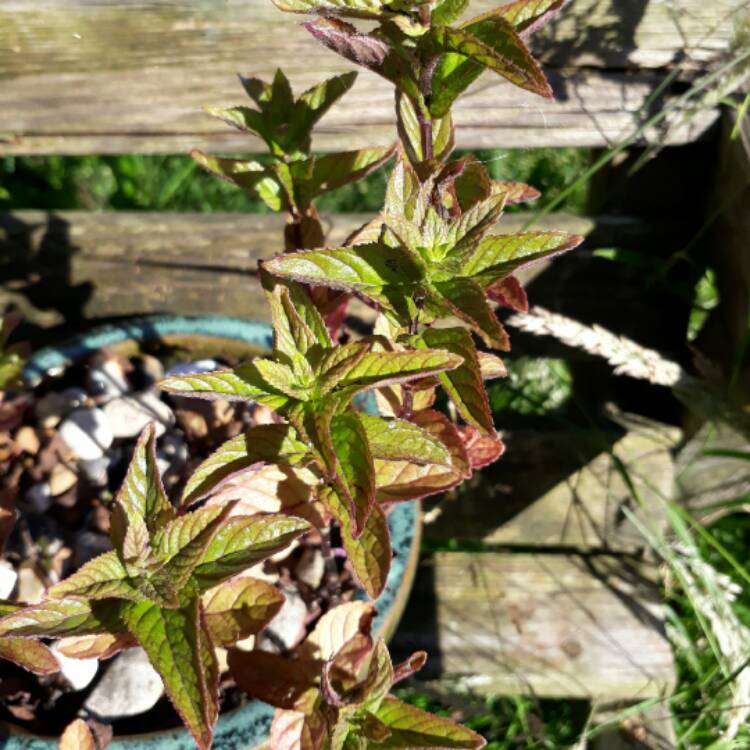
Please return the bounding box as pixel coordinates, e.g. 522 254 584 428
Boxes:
0 148 591 214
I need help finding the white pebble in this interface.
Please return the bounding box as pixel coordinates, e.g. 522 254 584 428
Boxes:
0 561 18 598
87 359 130 401
166 359 220 377
102 392 174 440
59 409 113 461
52 642 99 690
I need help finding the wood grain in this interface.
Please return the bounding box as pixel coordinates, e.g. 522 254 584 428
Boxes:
0 0 742 154
0 209 608 327
391 551 676 700
424 419 681 552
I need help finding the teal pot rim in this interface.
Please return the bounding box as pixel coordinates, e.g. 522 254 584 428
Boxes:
6 315 421 750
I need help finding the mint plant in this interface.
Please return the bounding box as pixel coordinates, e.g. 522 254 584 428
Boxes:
0 1 579 748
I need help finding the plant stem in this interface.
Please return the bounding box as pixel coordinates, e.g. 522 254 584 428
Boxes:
319 524 341 606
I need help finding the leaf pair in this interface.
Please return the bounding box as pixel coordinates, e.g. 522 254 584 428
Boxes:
161 283 463 541
230 601 485 750
265 158 582 352
0 426 310 750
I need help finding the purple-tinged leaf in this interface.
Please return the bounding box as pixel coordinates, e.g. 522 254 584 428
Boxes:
182 424 309 507
305 19 419 99
372 695 486 749
192 514 310 590
203 578 284 647
123 598 218 750
392 651 427 684
431 278 510 350
486 275 529 312
396 92 455 173
492 180 541 205
477 351 508 379
457 426 505 469
358 413 452 466
270 700 328 750
316 342 370 395
421 327 493 434
375 410 470 502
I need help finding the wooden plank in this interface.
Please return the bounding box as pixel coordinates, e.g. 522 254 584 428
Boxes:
0 209 613 328
390 551 676 701
424 418 681 552
0 0 741 154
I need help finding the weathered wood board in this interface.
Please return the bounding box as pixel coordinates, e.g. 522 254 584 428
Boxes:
424 420 681 552
391 551 676 700
0 209 612 328
0 0 743 154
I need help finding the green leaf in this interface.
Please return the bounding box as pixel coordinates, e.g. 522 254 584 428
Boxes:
316 342 370 395
190 151 282 210
319 488 391 599
432 0 470 25
110 425 175 571
461 231 583 281
273 0 385 19
288 71 358 150
420 327 493 434
331 411 376 534
358 413 452 465
123 598 218 750
253 358 310 400
0 638 59 675
0 599 128 639
375 410 470 502
46 550 141 602
151 504 234 598
494 0 569 36
372 696 486 749
182 424 309 506
360 638 394 710
428 18 552 118
266 283 323 367
263 243 425 320
203 578 283 647
301 147 395 203
192 514 310 590
204 106 283 156
431 278 510 350
160 364 291 411
396 92 455 169
337 348 464 392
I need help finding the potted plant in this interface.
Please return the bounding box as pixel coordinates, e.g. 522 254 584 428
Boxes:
0 0 579 748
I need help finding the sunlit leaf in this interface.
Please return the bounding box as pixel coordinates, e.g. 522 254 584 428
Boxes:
182 424 310 506
457 426 505 469
47 551 141 602
273 0 385 19
494 0 570 36
57 632 135 661
192 514 310 590
421 327 493 433
305 600 375 661
429 17 552 118
203 578 283 647
0 637 59 675
375 410 470 502
110 425 174 570
359 413 451 465
123 598 218 750
0 599 128 639
372 696 486 749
